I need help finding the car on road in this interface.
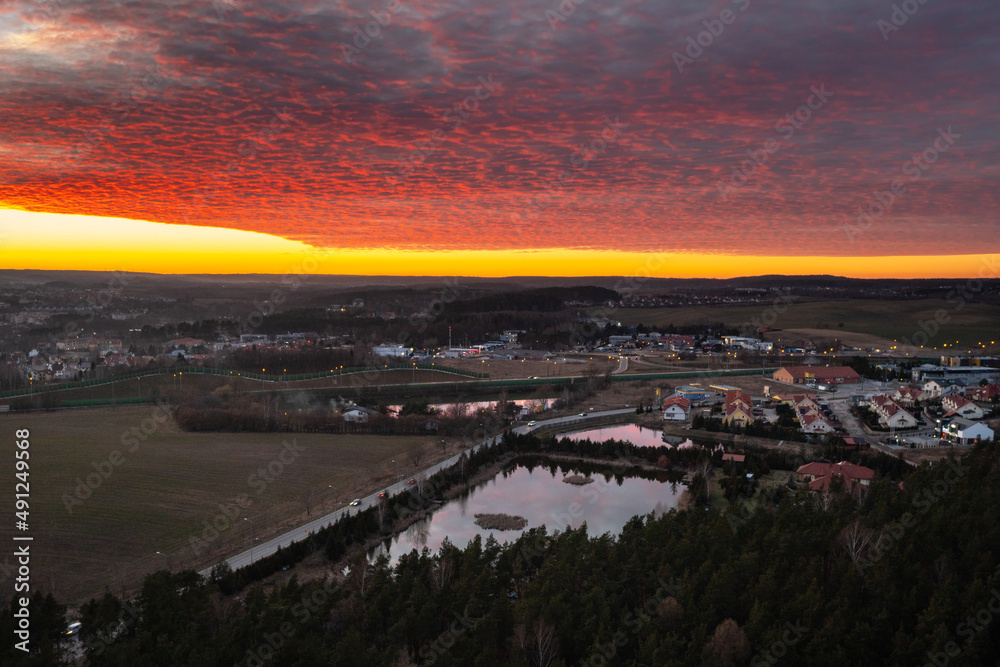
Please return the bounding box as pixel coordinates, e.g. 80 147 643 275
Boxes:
407 479 416 485
378 492 387 498
63 622 81 637
349 499 361 506
579 413 586 417
527 421 536 427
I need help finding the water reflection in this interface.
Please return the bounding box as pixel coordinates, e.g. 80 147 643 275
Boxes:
553 423 684 448
371 460 683 564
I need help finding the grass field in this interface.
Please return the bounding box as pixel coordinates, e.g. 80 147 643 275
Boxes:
0 408 451 604
0 368 478 406
445 356 618 379
614 299 1000 351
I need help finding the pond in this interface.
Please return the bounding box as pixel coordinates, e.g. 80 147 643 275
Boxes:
387 398 557 417
553 423 695 448
370 459 684 564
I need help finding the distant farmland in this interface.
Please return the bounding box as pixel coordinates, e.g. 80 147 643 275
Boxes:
0 408 446 603
614 298 1000 350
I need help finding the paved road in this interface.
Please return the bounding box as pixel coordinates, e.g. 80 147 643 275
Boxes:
198 407 635 576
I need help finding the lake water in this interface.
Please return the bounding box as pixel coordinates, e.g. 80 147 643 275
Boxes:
387 398 556 417
371 460 683 563
554 423 694 448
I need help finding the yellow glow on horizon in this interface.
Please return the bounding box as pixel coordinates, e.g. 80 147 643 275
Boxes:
0 209 995 279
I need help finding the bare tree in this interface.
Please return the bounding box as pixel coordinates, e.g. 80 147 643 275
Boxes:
515 620 559 667
702 618 751 667
837 519 877 564
813 489 835 513
406 442 423 468
430 557 454 592
300 488 314 516
697 459 714 501
376 492 390 532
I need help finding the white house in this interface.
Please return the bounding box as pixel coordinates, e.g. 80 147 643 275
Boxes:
942 417 994 445
800 413 836 434
881 403 919 429
344 406 378 423
662 395 691 421
923 380 964 399
942 395 985 420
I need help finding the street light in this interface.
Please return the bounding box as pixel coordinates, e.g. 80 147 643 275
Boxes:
244 517 255 564
155 550 171 571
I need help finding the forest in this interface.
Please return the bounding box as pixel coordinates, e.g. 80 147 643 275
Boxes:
5 436 1000 666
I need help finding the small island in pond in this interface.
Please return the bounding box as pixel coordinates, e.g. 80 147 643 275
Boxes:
474 513 528 530
562 474 594 485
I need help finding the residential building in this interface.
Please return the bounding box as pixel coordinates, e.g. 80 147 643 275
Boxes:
662 395 691 421
942 395 985 420
940 417 994 445
796 461 875 491
892 386 926 406
970 384 1000 403
800 413 837 434
773 366 861 385
343 406 378 423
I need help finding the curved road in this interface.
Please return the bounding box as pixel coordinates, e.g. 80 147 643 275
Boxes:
198 407 635 576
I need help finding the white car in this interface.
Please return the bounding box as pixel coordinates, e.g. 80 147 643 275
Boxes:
64 622 82 637
527 421 536 427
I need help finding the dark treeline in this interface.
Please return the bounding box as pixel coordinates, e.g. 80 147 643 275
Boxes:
7 434 986 666
445 286 619 314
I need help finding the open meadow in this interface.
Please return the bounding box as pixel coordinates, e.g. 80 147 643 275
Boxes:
614 298 1000 351
0 407 448 604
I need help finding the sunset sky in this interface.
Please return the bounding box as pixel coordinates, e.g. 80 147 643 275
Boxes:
1 0 997 277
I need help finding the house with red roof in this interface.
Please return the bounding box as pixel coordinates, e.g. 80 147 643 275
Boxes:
724 401 754 426
893 386 927 406
796 461 875 492
869 395 919 429
942 395 984 420
969 383 1000 403
800 412 837 434
662 394 691 421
